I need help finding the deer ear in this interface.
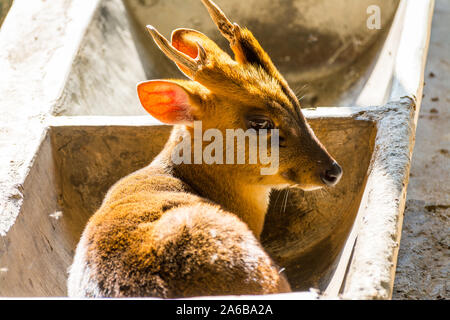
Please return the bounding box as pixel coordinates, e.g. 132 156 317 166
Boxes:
137 80 195 125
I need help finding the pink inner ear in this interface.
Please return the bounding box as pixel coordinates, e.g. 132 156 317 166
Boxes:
172 35 198 59
172 30 200 78
137 81 193 125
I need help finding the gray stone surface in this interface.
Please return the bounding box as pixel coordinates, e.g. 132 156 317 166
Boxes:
0 0 100 237
393 0 450 300
53 0 147 116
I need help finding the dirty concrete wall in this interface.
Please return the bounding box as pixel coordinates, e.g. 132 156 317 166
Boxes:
0 117 375 296
393 0 450 300
123 0 399 108
53 0 148 116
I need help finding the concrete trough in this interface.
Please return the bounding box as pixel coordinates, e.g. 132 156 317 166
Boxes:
0 0 434 299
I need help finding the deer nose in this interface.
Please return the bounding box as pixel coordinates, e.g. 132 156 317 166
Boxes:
320 162 342 187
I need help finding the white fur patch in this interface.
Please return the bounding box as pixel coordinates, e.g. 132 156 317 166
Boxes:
67 233 101 298
210 254 218 264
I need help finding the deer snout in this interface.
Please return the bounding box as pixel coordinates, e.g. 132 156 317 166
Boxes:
320 162 343 187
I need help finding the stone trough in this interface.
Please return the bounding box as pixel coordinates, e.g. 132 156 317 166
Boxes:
0 0 434 299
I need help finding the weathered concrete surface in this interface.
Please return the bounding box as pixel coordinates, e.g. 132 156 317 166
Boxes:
53 0 147 116
393 0 450 300
0 0 100 236
339 99 416 299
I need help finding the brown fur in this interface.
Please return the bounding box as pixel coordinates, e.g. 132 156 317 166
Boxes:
67 0 340 298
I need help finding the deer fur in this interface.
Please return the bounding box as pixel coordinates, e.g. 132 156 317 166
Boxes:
68 0 342 298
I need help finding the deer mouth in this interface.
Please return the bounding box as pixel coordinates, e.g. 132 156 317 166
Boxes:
280 169 325 191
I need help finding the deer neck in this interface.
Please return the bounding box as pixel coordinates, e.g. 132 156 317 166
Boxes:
153 126 271 239
174 162 271 238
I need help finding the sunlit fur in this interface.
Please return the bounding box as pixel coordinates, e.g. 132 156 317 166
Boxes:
68 0 339 298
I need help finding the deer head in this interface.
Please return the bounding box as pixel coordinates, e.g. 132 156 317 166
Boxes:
137 0 342 191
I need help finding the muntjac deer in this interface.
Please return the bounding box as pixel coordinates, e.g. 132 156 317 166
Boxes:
68 0 342 298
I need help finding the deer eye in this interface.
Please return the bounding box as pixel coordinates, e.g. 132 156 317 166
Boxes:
246 116 275 131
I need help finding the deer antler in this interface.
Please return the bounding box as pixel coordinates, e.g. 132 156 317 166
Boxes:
200 0 271 69
146 25 207 74
200 0 240 45
200 0 295 102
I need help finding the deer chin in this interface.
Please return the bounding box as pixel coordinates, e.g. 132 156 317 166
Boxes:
271 180 324 191
271 183 291 191
281 182 324 191
297 185 324 191
279 170 324 191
